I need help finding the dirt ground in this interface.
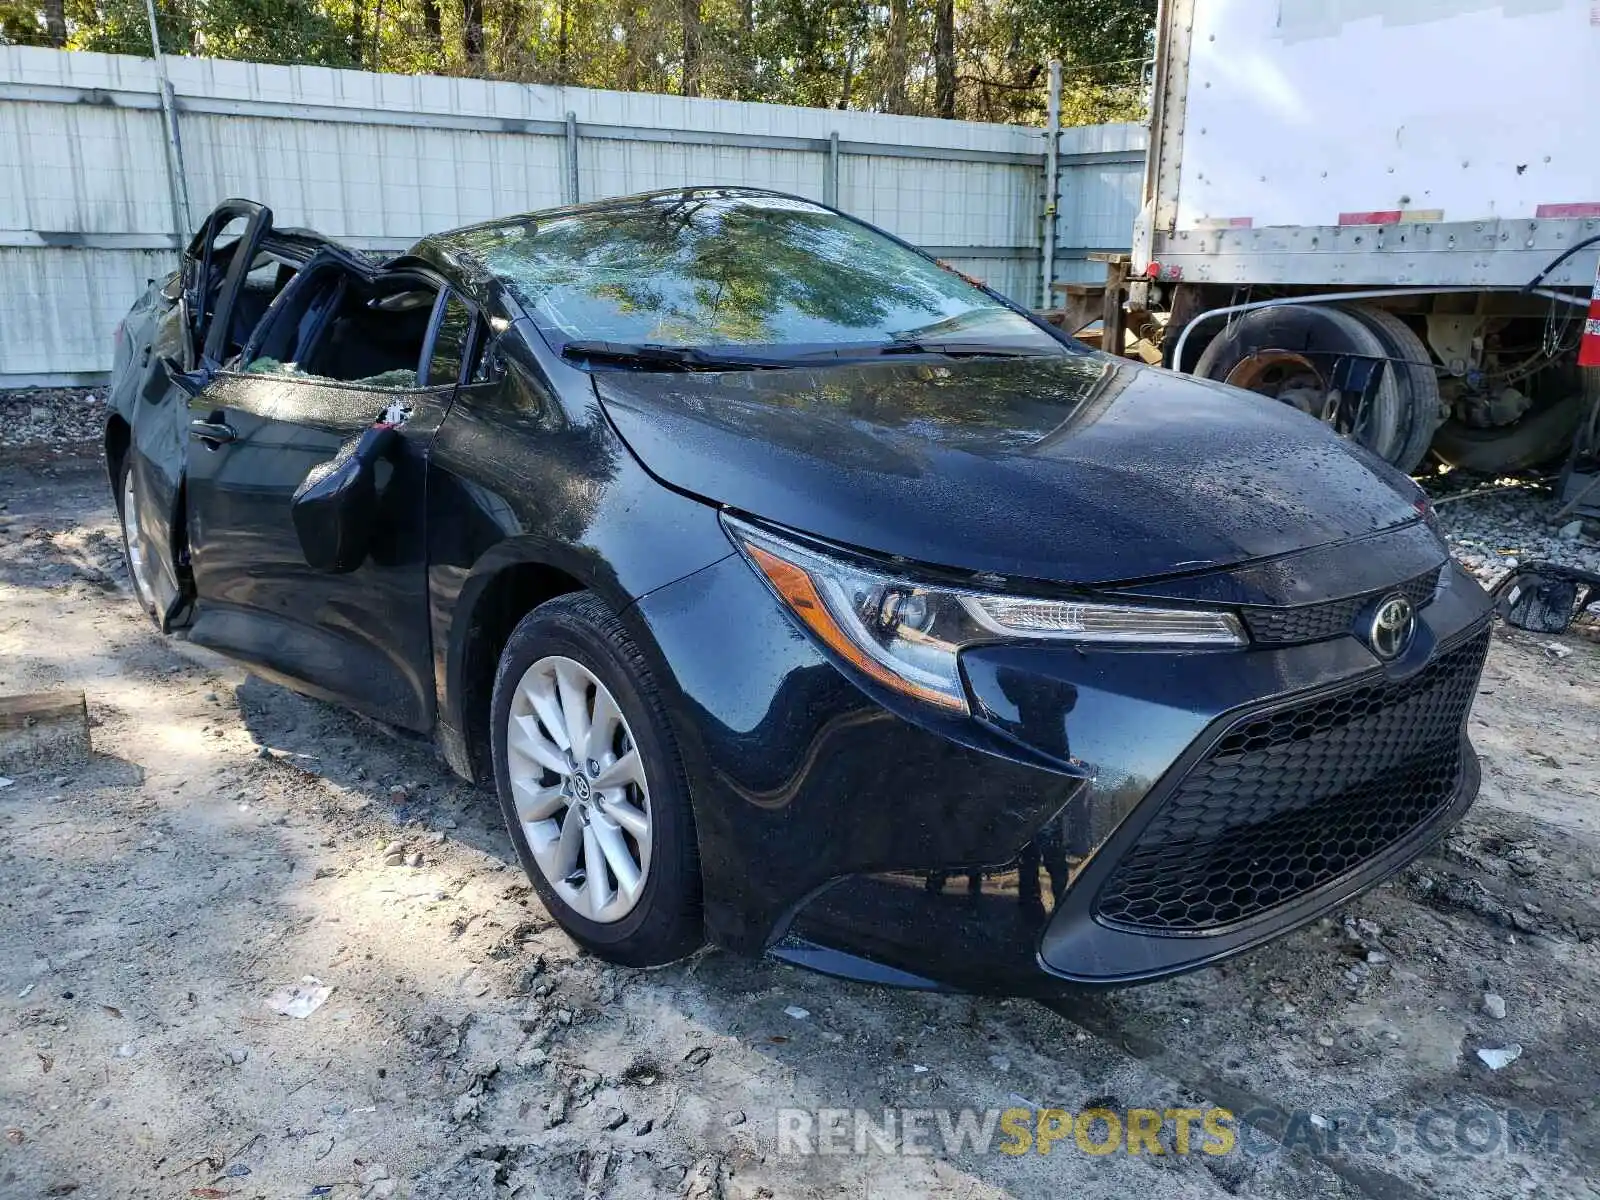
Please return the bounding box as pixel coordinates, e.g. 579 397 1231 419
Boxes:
2 450 1598 1200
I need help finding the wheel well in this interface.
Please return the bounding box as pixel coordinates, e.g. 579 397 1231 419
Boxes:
459 562 585 781
105 415 131 496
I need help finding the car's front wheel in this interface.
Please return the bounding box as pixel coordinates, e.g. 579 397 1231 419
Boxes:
490 592 703 966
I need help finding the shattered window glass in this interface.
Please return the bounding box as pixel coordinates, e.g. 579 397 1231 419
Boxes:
437 194 1057 352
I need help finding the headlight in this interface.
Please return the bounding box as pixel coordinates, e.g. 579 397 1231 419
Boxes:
724 516 1246 713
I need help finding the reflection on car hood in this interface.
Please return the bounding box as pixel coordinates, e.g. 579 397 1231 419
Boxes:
594 352 1422 585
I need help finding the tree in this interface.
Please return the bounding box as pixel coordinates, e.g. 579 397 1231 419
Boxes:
882 0 908 113
1 0 47 44
36 0 1155 129
462 0 483 67
681 0 700 96
66 0 360 65
421 0 440 52
43 0 66 44
556 0 569 82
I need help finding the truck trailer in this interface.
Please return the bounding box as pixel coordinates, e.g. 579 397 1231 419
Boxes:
1125 0 1600 478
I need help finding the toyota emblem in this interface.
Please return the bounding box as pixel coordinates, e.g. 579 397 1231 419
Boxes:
1365 594 1416 661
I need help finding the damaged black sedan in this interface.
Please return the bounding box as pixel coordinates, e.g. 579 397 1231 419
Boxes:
105 188 1492 989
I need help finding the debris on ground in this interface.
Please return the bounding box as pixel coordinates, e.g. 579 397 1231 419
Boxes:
1476 1044 1523 1070
263 977 334 1019
0 689 91 772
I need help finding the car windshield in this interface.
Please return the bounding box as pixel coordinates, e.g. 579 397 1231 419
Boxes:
436 192 1062 355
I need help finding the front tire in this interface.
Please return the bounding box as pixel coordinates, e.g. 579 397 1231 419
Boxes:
490 592 703 967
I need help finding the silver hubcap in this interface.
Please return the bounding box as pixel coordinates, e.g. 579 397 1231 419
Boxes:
507 655 652 924
121 472 153 610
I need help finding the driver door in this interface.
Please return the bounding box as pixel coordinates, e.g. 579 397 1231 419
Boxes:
181 280 478 732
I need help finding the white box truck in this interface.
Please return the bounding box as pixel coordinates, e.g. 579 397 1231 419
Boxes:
1129 0 1600 475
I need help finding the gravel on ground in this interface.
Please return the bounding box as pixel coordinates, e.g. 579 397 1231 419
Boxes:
1419 471 1600 595
0 387 106 452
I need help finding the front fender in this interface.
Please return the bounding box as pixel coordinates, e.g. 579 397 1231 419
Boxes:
426 378 732 779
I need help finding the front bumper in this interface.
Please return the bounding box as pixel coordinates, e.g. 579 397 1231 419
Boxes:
629 536 1494 992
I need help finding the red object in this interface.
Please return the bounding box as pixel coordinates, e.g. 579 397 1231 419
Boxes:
1145 261 1162 279
1579 256 1600 368
1338 211 1402 226
1536 202 1600 219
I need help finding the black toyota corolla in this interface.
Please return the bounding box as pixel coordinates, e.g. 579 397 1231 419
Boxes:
105 187 1492 990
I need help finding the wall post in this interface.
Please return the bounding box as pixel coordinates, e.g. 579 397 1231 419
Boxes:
1040 59 1062 309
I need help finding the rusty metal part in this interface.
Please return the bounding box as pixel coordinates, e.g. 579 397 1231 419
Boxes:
1223 350 1328 416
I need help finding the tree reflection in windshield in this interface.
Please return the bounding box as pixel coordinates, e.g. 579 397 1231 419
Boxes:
433 191 1057 353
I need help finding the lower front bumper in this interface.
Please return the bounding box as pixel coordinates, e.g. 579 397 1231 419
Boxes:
780 676 1482 992
1037 745 1478 986
783 617 1488 990
631 542 1494 993
775 748 1473 993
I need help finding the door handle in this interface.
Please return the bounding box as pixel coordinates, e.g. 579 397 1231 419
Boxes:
189 418 237 446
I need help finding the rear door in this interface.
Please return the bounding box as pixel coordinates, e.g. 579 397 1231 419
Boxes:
182 276 478 731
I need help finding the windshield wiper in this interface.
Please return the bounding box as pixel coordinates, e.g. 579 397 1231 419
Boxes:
871 340 1054 359
560 338 1057 372
561 340 797 371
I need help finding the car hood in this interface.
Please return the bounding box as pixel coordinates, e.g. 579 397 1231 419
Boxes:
594 352 1423 585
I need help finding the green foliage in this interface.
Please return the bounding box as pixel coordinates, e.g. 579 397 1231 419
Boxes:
64 0 358 63
0 1 40 44
6 0 1155 127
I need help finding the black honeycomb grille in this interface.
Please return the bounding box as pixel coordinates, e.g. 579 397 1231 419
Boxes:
1240 568 1441 645
1094 628 1489 933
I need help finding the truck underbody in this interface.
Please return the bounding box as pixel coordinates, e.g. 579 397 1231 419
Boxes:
1107 0 1600 480
1149 278 1594 477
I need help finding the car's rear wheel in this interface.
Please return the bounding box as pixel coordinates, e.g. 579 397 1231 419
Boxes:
490 592 703 966
116 457 159 622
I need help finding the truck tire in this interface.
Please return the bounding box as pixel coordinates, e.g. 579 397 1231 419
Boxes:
1347 306 1442 474
1193 304 1428 471
1430 368 1597 475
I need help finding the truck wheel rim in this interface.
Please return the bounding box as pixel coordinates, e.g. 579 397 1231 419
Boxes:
1225 347 1402 460
507 655 652 924
121 472 154 611
1224 350 1322 401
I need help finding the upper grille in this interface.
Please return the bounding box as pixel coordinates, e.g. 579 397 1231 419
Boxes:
1240 568 1441 645
1094 627 1489 934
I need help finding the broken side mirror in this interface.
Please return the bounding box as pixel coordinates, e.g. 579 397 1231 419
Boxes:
1491 561 1599 635
291 425 400 573
162 355 211 398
